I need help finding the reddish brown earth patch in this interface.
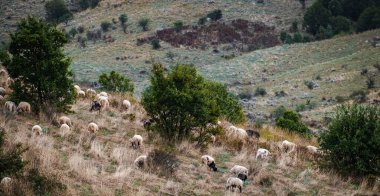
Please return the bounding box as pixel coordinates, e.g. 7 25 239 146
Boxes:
137 19 280 52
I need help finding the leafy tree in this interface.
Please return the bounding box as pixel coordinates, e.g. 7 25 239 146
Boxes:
319 104 380 177
100 21 112 32
45 0 73 23
328 0 343 16
0 131 26 181
142 64 245 143
357 6 380 32
303 1 332 34
138 18 150 31
207 10 222 21
0 17 75 113
173 21 184 32
98 71 134 93
330 16 351 34
341 0 379 21
317 25 334 39
276 110 309 134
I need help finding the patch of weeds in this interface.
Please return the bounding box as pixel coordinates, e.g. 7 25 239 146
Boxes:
98 127 113 136
217 152 231 163
114 189 124 196
123 113 136 121
108 111 116 117
266 163 276 171
80 184 93 196
133 178 143 188
309 187 319 196
192 161 200 167
105 164 117 173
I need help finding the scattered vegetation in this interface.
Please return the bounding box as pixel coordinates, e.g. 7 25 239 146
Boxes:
319 104 380 177
254 87 267 96
45 0 73 23
276 109 309 135
101 21 112 32
0 131 26 180
77 0 100 10
147 149 179 178
151 39 161 49
119 14 128 33
138 18 150 31
98 71 134 93
206 9 223 21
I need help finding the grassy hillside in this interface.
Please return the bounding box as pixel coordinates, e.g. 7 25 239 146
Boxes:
1 94 378 195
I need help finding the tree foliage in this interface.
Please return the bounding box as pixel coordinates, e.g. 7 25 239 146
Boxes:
45 0 73 23
303 1 332 35
0 17 75 113
276 110 309 135
142 64 245 143
98 71 134 93
319 104 380 177
357 6 380 32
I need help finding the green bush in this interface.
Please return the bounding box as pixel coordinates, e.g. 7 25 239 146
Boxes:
319 104 380 177
138 18 150 31
317 25 334 39
207 10 222 21
119 14 128 25
78 0 100 10
290 21 298 32
77 26 85 33
330 16 351 34
367 76 375 89
293 32 303 43
98 71 134 93
198 17 207 25
0 131 26 180
357 6 380 32
68 27 78 39
303 1 332 35
45 0 73 23
280 31 293 44
101 21 112 32
173 21 184 32
328 0 343 16
151 39 161 49
254 87 267 96
271 105 286 120
276 110 309 135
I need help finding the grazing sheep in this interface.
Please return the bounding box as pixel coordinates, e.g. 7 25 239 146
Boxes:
87 122 98 133
201 155 218 171
99 92 108 97
256 148 270 159
6 77 14 87
17 101 31 113
32 125 42 136
98 96 109 111
130 134 143 149
60 124 70 136
122 99 131 110
1 177 11 186
0 69 7 77
90 100 102 112
227 125 248 140
0 87 6 96
281 140 296 153
59 116 72 127
225 177 243 193
4 101 17 113
134 155 147 168
246 129 260 139
230 165 248 181
211 135 216 144
74 85 81 92
86 88 96 98
78 90 86 98
306 145 318 153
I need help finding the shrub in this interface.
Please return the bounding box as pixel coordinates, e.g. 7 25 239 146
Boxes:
238 90 253 100
45 0 73 23
302 35 312 42
303 1 332 35
271 105 286 120
350 90 368 103
78 0 100 10
142 64 245 143
68 27 78 39
254 87 267 96
198 17 207 25
101 21 112 32
293 32 303 43
98 71 134 93
317 25 334 39
335 95 348 103
77 26 85 33
280 31 293 44
0 131 26 180
319 104 380 177
304 80 316 90
0 17 75 113
86 29 102 42
330 16 351 34
367 76 375 89
357 6 380 32
151 39 161 49
28 168 67 195
119 14 128 25
173 20 184 32
275 90 287 97
361 68 368 75
138 18 150 31
276 110 309 135
290 21 298 32
207 9 222 21
146 149 179 178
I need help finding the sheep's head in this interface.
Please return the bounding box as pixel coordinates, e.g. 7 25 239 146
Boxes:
208 162 217 172
238 173 247 181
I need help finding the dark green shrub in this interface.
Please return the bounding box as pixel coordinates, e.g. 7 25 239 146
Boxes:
238 91 253 100
151 39 161 49
138 18 150 31
276 110 309 134
271 105 287 120
302 35 312 42
350 90 368 103
254 87 267 96
78 0 100 10
330 16 351 34
304 80 316 90
119 14 128 25
28 168 67 195
275 90 287 97
303 1 332 35
367 76 375 89
198 17 207 25
77 26 85 33
280 31 288 42
101 21 112 32
68 27 78 39
357 6 380 32
207 9 222 21
317 25 334 39
293 32 303 43
45 0 73 23
290 21 298 32
98 71 134 93
319 104 380 177
173 21 184 32
0 131 26 180
328 0 343 16
361 68 368 75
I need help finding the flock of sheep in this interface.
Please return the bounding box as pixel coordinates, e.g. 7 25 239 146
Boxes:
0 68 321 193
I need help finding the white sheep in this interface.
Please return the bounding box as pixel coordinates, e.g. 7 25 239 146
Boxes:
32 125 42 136
99 92 108 97
87 122 98 133
134 155 147 168
211 135 216 144
201 155 218 171
1 177 11 186
306 145 318 153
227 125 248 140
4 101 17 113
17 101 31 113
256 148 270 159
0 87 6 96
59 116 72 127
77 90 86 98
225 177 243 193
86 88 96 98
122 99 131 110
74 85 81 92
130 134 143 149
281 140 296 153
98 96 109 111
6 77 13 87
230 165 248 181
60 123 70 136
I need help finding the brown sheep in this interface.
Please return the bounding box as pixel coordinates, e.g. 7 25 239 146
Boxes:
17 101 31 113
32 125 42 136
87 122 98 133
